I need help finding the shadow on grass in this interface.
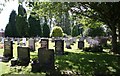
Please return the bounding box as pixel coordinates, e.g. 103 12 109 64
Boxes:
55 52 120 76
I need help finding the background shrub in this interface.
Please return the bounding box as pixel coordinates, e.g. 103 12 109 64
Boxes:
50 26 63 37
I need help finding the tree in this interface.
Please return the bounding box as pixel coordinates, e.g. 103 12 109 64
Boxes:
42 16 50 37
71 25 79 37
5 10 18 37
50 26 63 37
16 4 29 37
71 2 120 53
28 12 42 37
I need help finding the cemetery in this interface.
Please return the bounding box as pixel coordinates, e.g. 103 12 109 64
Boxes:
0 1 120 76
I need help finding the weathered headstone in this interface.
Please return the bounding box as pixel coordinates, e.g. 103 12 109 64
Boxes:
2 41 13 62
40 39 49 49
55 40 64 55
100 37 107 45
1 37 4 44
66 39 71 49
17 38 20 45
37 48 54 72
17 46 30 66
28 38 35 51
70 38 74 45
78 41 84 49
22 38 26 46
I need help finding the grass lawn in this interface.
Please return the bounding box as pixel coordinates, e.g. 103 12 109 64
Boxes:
0 39 120 76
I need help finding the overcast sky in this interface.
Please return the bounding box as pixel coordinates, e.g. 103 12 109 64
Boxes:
0 0 18 30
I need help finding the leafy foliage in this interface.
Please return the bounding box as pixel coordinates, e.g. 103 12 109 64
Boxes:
50 26 63 37
87 27 105 37
5 10 18 37
16 4 29 37
42 17 50 37
71 25 80 37
28 12 42 37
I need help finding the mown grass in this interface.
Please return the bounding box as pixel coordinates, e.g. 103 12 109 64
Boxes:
0 39 120 76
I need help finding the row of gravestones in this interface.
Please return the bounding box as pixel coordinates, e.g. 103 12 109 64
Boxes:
2 38 84 72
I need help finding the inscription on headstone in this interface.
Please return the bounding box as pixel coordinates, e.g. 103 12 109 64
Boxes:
17 47 30 66
55 40 64 55
3 41 13 59
28 38 35 51
40 39 49 49
78 41 84 49
38 48 54 71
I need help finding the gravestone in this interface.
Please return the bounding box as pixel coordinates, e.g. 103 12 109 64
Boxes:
17 46 30 66
22 38 26 46
37 48 54 72
55 40 64 55
78 41 84 49
100 37 107 45
17 38 20 45
70 38 74 45
28 38 35 51
40 39 49 49
1 37 4 44
2 41 13 62
73 37 76 43
66 39 71 49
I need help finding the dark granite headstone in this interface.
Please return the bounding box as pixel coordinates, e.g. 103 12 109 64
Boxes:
38 48 54 72
3 41 13 59
55 40 64 55
40 39 49 49
78 41 84 49
17 47 30 66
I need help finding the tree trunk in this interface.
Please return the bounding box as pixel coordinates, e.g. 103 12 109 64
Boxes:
111 26 117 53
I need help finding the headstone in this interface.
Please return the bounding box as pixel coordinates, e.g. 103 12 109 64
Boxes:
51 37 55 42
40 39 49 49
70 38 74 45
78 41 84 49
2 41 13 62
1 37 4 44
28 38 35 51
37 48 54 72
22 38 26 46
55 40 64 55
66 39 71 49
17 38 20 45
73 37 76 43
100 37 107 45
17 46 30 66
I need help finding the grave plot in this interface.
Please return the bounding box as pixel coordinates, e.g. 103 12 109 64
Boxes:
17 46 30 66
31 48 54 72
55 40 64 55
2 41 13 62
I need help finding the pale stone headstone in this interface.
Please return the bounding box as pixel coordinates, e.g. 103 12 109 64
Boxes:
70 38 74 45
22 38 26 46
28 38 35 51
1 37 4 44
17 38 20 45
66 39 71 49
55 40 64 55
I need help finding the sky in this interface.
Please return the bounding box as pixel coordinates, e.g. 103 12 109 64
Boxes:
0 0 18 30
